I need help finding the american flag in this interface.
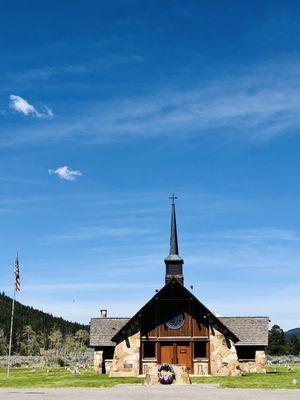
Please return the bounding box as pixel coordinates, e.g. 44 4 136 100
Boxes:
14 254 20 292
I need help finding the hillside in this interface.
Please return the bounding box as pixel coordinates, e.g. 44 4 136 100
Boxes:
285 327 300 341
0 292 89 346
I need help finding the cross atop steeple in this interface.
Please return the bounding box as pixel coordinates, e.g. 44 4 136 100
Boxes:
164 195 184 285
169 194 177 205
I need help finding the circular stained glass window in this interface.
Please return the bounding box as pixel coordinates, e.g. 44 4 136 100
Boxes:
165 313 185 329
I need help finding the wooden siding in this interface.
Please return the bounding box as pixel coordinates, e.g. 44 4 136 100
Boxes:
141 298 209 339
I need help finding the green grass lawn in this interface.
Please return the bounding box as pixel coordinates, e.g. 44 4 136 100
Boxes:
0 365 299 389
0 367 143 388
191 364 300 390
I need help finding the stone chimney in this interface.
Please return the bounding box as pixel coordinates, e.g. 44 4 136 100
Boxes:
100 309 107 318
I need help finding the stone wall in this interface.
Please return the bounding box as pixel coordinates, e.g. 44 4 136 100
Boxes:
142 361 157 375
193 361 209 375
239 350 266 374
210 326 241 376
144 363 158 384
93 350 103 373
105 359 113 374
109 331 140 377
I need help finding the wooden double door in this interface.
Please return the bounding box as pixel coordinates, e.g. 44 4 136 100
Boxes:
160 342 192 372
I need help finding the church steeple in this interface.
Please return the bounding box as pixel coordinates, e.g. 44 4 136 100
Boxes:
164 195 184 285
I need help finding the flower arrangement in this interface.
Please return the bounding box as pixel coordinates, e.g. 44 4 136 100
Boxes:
158 363 176 384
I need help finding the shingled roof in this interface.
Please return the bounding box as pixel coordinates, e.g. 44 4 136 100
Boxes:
90 317 129 347
219 317 269 346
90 315 269 347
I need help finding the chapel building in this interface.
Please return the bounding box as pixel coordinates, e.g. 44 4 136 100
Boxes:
90 199 269 376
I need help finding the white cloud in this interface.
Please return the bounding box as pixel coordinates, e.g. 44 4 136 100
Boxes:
48 166 82 181
43 105 54 118
4 61 300 145
9 94 53 118
42 226 151 242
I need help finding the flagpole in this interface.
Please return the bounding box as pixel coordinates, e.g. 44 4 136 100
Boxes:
7 252 20 378
7 287 16 378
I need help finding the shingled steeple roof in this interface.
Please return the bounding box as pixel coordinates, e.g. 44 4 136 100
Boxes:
164 195 184 284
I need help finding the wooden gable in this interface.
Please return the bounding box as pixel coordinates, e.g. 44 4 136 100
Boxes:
112 278 238 343
141 281 209 339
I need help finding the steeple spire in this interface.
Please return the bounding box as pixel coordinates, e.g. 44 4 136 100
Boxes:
169 194 179 255
164 195 184 285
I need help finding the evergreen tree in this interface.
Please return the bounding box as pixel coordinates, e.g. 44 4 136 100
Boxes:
285 335 300 356
267 324 285 355
0 329 7 355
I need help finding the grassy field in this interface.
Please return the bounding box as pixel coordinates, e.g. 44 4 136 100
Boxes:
0 368 143 388
191 364 300 390
0 364 299 389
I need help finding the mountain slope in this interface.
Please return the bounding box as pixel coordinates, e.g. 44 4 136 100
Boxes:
285 327 300 341
0 292 88 340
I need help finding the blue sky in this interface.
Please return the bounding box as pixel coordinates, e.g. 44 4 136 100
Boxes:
1 1 300 330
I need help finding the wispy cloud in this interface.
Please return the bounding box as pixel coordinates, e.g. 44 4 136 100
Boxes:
203 288 300 329
88 78 300 142
192 227 300 243
9 94 53 118
9 55 144 83
48 166 82 181
185 227 300 271
4 62 300 146
2 222 299 329
41 226 151 242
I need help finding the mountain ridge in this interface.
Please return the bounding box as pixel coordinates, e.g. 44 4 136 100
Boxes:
0 292 89 342
285 327 300 340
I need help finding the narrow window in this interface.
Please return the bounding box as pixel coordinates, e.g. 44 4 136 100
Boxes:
194 341 207 358
143 341 156 358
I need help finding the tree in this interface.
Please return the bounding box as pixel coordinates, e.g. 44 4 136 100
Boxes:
37 331 48 352
74 329 89 351
285 335 300 356
0 329 7 355
20 325 39 355
63 335 75 354
267 324 286 355
48 329 63 355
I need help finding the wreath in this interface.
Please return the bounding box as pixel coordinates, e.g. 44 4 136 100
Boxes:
158 363 176 384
